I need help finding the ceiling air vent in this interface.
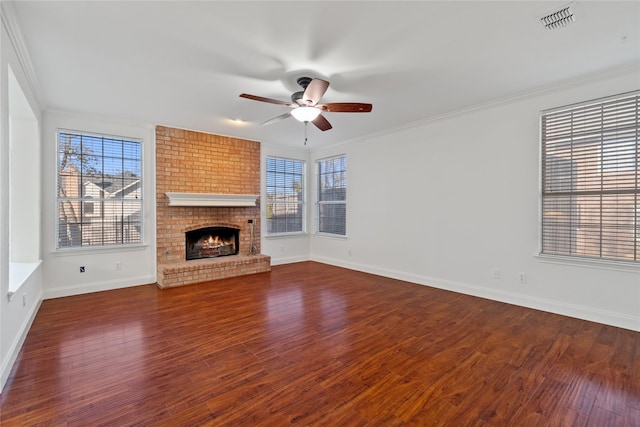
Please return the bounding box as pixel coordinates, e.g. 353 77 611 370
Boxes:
540 5 575 30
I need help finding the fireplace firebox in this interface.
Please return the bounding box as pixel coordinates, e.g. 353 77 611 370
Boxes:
185 227 239 260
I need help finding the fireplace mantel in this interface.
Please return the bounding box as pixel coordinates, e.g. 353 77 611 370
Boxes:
166 192 258 207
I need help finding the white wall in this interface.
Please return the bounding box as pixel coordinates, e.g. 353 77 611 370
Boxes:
260 143 311 265
41 110 156 298
0 7 44 391
9 114 39 263
309 68 640 331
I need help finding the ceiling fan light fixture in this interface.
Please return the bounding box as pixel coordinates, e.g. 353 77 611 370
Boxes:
291 106 321 122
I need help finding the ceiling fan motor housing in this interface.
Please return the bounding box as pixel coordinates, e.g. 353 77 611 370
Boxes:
291 91 305 105
292 77 313 105
296 76 313 89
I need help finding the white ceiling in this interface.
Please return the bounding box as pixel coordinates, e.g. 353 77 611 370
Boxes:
10 1 640 148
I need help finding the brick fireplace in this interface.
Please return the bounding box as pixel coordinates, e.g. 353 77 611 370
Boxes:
155 126 270 288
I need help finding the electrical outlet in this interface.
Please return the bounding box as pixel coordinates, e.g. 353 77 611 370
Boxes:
518 272 527 284
115 261 122 270
79 266 85 273
492 269 501 279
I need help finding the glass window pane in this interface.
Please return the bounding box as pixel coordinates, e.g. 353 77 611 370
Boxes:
57 131 143 249
541 92 638 261
317 155 347 236
266 157 305 235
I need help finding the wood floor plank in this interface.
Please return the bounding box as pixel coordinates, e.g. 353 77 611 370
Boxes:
0 261 637 426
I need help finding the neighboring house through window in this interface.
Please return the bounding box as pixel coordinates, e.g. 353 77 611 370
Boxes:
57 130 143 248
541 91 639 262
317 155 347 236
265 157 305 235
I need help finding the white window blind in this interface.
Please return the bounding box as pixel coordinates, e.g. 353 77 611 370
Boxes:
57 131 142 249
265 157 305 235
541 91 639 262
317 155 347 236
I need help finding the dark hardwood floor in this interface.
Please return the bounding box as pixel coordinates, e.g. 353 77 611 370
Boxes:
1 261 638 426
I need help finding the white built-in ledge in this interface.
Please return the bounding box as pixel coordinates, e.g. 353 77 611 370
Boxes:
166 192 259 207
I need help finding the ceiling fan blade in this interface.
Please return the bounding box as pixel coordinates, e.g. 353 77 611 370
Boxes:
261 112 292 126
240 93 295 107
317 102 373 113
302 79 329 106
312 114 332 131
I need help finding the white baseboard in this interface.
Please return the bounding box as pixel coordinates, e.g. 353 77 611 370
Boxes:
43 275 156 300
311 256 640 332
1 289 43 393
270 254 311 266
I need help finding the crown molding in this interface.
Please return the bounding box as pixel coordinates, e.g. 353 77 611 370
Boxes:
314 62 640 153
0 1 44 110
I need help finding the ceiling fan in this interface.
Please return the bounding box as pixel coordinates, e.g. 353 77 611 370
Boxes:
239 77 372 132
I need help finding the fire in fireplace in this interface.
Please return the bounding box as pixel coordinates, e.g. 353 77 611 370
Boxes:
185 227 239 260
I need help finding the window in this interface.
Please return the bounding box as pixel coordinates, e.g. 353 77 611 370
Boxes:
265 157 305 235
8 65 40 294
317 155 347 236
541 91 639 262
82 196 95 216
57 131 142 248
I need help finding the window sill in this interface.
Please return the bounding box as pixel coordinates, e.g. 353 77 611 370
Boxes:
314 232 348 240
265 232 308 239
52 243 149 256
8 260 42 300
535 253 640 273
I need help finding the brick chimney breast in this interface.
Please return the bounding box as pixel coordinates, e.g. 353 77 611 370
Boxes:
155 126 270 288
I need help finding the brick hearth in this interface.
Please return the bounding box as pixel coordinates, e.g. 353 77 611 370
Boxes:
155 126 270 288
158 255 271 288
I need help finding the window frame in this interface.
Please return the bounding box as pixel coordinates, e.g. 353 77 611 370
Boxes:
316 154 348 237
539 91 639 264
55 129 144 251
265 156 307 237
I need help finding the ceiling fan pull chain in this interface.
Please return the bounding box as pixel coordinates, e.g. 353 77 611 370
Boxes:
304 121 308 145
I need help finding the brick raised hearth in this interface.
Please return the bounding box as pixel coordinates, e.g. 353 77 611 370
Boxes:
158 255 271 288
156 126 270 288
